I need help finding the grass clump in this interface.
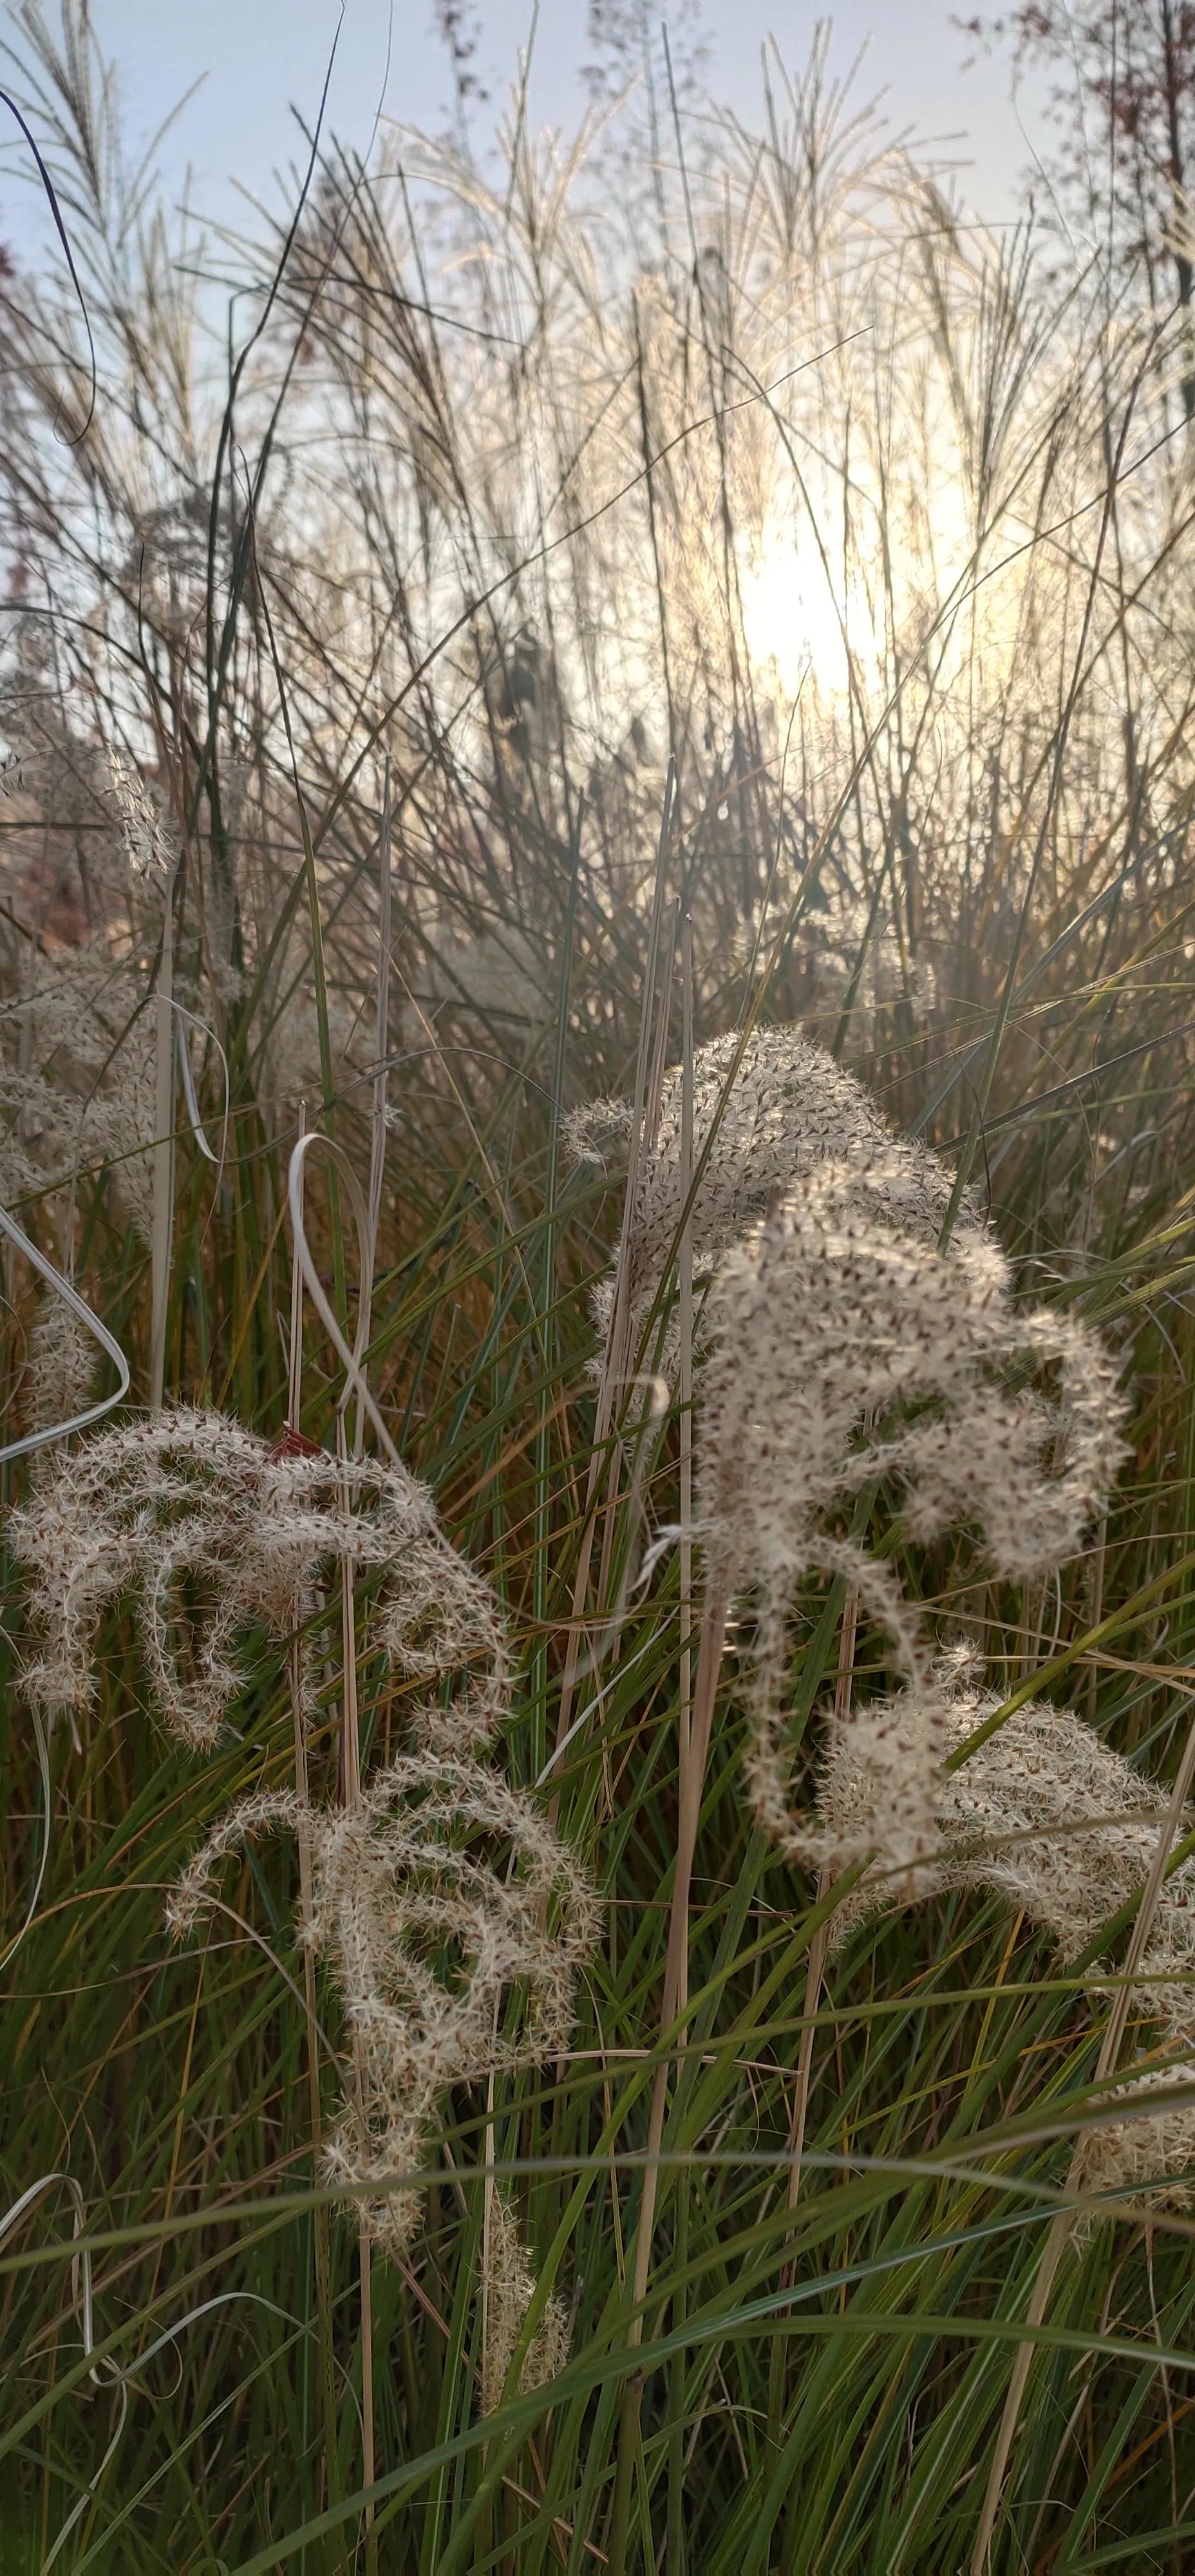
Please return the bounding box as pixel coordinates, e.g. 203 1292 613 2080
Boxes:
4 7 1195 2570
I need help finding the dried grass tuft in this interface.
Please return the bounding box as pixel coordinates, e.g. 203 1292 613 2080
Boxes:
11 1408 510 1750
822 1657 1195 2206
169 1750 599 2269
700 1162 1126 1871
26 1297 97 1443
575 1024 993 1365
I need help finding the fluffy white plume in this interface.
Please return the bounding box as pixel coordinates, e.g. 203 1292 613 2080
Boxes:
572 1023 997 1363
481 2185 572 2417
821 1661 1195 2211
170 1749 598 2354
11 1408 509 1750
699 1162 1125 1872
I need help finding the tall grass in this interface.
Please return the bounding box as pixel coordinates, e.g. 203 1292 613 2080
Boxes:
3 5 1195 2568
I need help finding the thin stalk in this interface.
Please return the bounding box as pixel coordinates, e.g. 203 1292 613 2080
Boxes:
610 1578 730 2571
666 914 695 2576
550 760 675 1788
593 896 678 1627
479 2070 497 2573
769 1591 858 2485
535 800 581 1781
287 766 393 2568
149 856 177 1411
336 1406 377 2576
363 759 393 1334
338 773 393 2576
783 1594 858 2224
287 1106 338 2519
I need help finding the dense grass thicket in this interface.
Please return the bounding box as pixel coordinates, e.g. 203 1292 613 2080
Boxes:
3 5 1195 2567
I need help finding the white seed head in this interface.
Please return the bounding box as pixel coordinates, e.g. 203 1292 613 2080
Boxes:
821 1663 1195 2212
560 1095 634 1170
575 1024 995 1365
823 1672 1195 1990
11 1408 510 1751
0 945 158 1238
170 1750 599 2269
105 753 177 880
701 1161 1125 1873
481 2187 570 2416
26 1294 97 1440
1069 2066 1195 2214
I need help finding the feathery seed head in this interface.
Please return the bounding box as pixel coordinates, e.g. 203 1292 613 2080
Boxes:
11 1408 510 1750
560 1094 634 1170
701 1160 1124 1593
26 1296 97 1443
481 2187 570 2416
822 1671 1195 1990
171 1750 599 2264
1069 2067 1195 2213
701 1160 1125 1872
0 943 161 1240
820 1663 1195 2211
576 1025 995 1365
105 753 176 880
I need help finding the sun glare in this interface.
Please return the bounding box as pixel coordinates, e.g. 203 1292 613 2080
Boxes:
739 533 879 702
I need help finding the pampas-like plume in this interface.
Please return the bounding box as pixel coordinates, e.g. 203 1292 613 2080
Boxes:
1068 2067 1195 2210
11 1408 509 1750
169 1748 599 2287
481 2185 571 2416
19 1398 597 2406
822 1662 1195 1998
570 1024 996 1360
700 1163 1125 1872
820 1660 1195 2208
0 945 159 1240
26 1296 97 1440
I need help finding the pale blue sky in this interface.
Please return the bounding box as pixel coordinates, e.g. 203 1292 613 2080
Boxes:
0 2 1051 249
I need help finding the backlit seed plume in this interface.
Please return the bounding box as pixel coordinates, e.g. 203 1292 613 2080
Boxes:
700 1163 1125 1871
1 701 178 909
820 1661 1195 2210
570 1023 997 1358
560 1094 633 1170
169 1750 599 2281
11 1408 509 1750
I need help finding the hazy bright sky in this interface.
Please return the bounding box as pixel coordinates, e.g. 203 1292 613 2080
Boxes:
0 2 1053 250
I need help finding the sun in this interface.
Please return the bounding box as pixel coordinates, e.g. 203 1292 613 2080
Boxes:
739 531 878 703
